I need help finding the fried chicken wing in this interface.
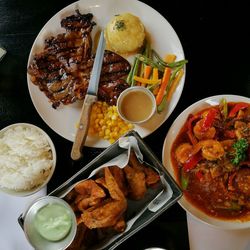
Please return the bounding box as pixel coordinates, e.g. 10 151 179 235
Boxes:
113 217 126 233
66 156 160 249
81 168 127 229
144 167 160 186
110 166 128 197
95 177 107 189
74 179 106 211
124 165 146 200
128 151 144 171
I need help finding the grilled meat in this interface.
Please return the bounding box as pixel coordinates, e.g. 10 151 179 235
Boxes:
28 10 130 109
98 79 129 106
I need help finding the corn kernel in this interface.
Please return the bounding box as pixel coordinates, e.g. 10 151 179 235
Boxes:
109 138 115 144
88 101 134 144
114 127 119 132
101 125 107 131
106 121 112 127
128 123 134 129
105 129 111 136
111 114 118 120
99 119 104 126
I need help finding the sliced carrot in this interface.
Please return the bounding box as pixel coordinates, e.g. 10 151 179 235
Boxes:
164 54 176 63
153 86 160 96
167 69 184 102
155 67 171 105
144 65 152 79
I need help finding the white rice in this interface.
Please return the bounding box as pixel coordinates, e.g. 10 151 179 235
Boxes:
0 125 53 191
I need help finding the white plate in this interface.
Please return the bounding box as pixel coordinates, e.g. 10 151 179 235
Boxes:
162 94 250 229
27 0 185 148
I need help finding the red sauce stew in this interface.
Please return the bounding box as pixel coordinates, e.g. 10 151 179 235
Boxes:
171 101 250 220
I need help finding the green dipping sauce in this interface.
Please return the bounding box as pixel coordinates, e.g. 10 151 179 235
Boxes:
34 203 72 242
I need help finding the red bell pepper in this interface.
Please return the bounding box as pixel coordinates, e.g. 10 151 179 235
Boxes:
228 103 249 117
183 153 203 172
187 114 200 145
201 108 217 132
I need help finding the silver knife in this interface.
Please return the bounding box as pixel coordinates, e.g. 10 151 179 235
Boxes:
71 31 105 160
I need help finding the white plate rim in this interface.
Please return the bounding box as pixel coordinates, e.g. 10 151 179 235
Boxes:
27 0 186 148
162 94 250 229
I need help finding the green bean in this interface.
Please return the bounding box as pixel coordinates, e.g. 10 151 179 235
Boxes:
135 54 165 72
144 39 152 58
131 57 140 86
165 65 184 96
126 57 137 85
152 49 188 68
168 59 188 68
147 82 160 91
157 96 167 113
170 64 184 83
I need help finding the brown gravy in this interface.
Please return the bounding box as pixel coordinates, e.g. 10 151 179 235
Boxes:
120 91 153 122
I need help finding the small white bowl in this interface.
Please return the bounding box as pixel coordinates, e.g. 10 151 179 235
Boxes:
162 94 250 230
23 196 77 250
117 86 156 124
0 123 56 196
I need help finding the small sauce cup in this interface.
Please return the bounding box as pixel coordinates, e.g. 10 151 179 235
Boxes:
23 196 77 250
117 86 156 124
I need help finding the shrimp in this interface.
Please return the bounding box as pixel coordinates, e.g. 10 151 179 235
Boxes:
193 119 216 140
175 143 193 164
234 121 250 139
198 140 224 161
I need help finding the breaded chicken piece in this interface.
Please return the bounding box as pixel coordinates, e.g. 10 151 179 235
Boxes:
81 168 127 229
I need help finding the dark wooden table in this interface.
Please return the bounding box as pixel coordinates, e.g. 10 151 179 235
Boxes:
0 0 249 249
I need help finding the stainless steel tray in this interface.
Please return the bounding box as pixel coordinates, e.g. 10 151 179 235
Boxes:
18 130 182 250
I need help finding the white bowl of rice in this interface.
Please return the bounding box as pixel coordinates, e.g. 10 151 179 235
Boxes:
0 123 56 196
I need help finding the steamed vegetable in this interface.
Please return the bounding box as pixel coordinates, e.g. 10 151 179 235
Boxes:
228 103 249 117
155 67 171 105
127 39 187 112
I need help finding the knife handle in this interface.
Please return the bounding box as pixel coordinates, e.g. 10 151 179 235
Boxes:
71 94 97 160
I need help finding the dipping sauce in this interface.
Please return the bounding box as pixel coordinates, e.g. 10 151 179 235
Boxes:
34 203 72 242
119 89 155 123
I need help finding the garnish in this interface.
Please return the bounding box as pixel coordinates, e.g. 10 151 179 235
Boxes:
219 98 228 119
180 168 189 190
114 20 126 31
231 138 249 165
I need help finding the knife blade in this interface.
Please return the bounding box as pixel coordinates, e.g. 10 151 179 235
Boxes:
71 31 105 160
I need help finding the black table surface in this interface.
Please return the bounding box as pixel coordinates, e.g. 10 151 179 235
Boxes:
0 0 249 249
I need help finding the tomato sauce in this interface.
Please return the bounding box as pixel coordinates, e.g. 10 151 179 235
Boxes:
171 102 250 220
